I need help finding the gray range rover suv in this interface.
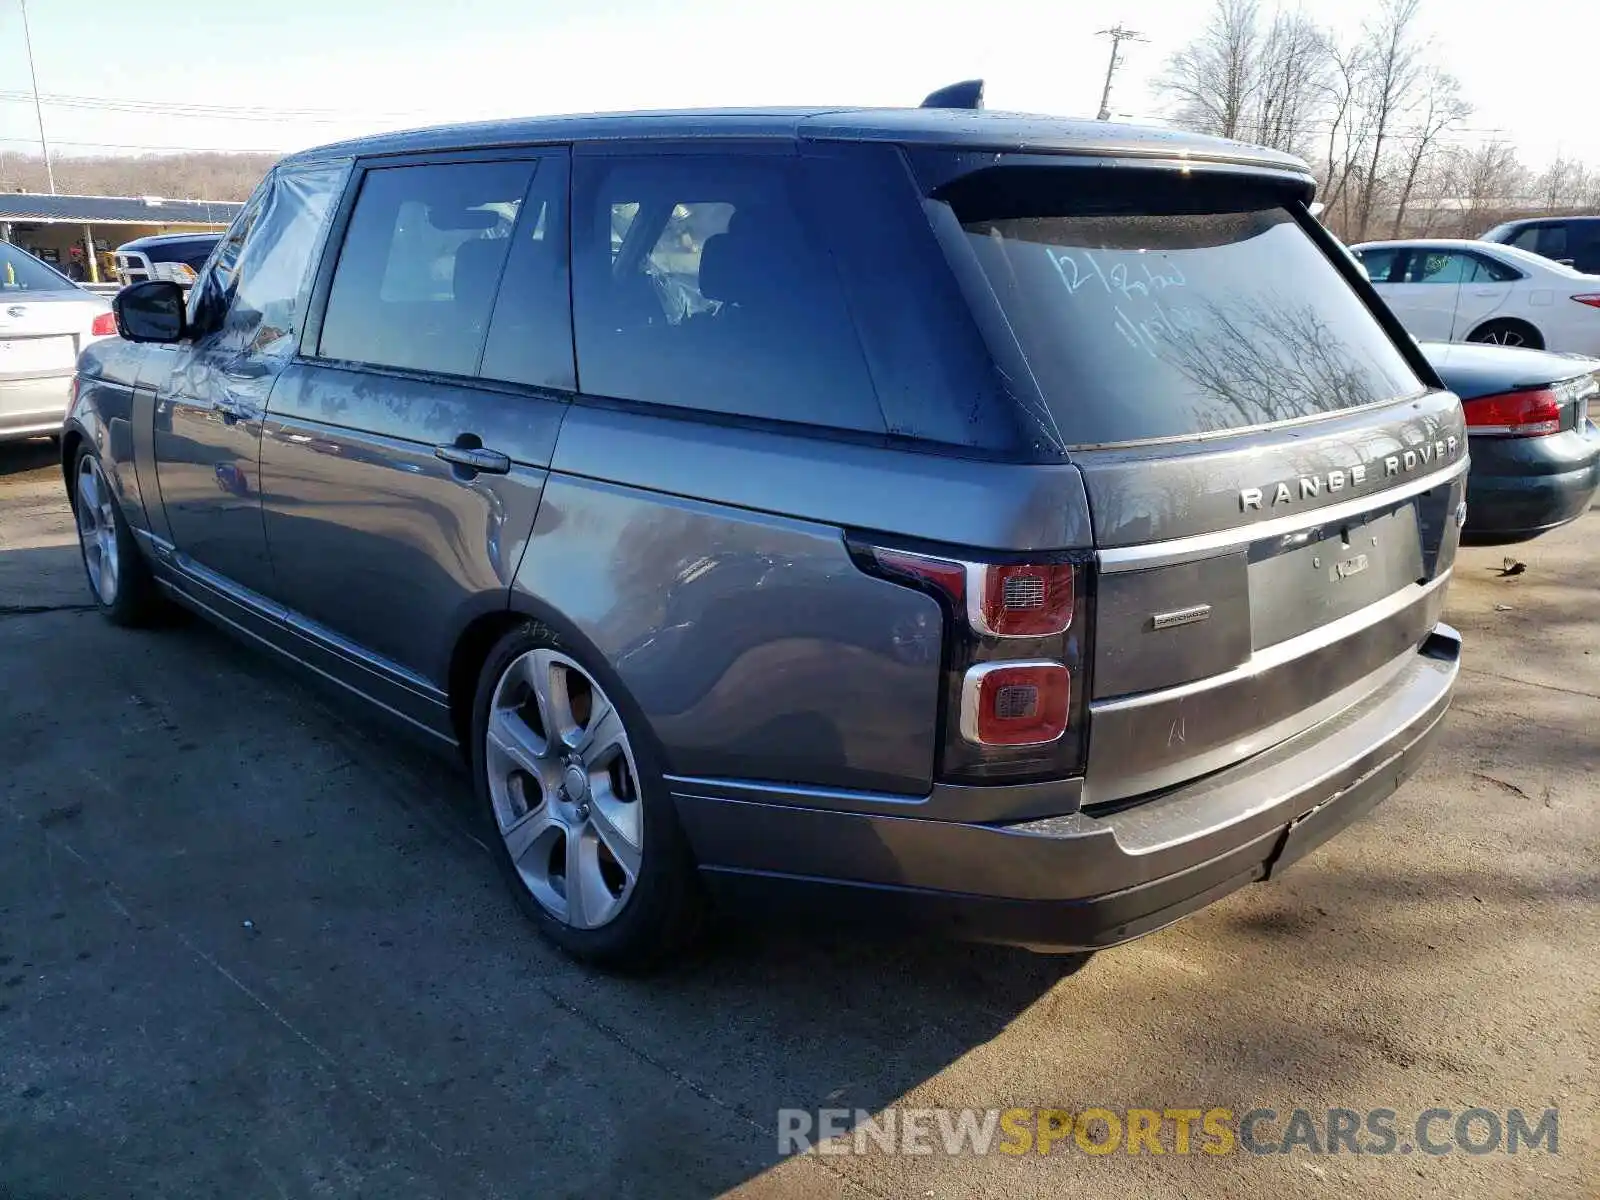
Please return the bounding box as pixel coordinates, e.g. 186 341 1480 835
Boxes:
68 87 1466 969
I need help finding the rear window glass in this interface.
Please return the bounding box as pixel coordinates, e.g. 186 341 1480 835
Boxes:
944 179 1424 446
0 243 70 291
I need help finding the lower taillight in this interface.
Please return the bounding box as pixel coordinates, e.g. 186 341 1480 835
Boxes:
852 540 1091 784
961 661 1071 746
1464 387 1562 437
90 311 118 337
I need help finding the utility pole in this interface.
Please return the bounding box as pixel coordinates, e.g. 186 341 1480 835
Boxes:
20 0 56 194
1095 25 1147 121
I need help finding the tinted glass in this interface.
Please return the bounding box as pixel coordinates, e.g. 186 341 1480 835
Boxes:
943 176 1423 445
1468 254 1519 283
480 156 576 390
1508 226 1542 252
1353 246 1400 283
1404 251 1471 284
572 154 883 434
1537 225 1570 258
0 243 71 291
319 160 533 377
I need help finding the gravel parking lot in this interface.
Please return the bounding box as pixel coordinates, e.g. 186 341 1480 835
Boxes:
1 438 1595 1199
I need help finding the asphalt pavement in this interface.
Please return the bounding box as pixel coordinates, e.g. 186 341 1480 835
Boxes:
1 438 1595 1199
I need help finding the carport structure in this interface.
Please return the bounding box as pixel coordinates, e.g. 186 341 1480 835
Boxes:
0 191 240 285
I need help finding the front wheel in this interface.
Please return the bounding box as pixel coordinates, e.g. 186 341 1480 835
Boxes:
471 623 703 971
72 445 163 626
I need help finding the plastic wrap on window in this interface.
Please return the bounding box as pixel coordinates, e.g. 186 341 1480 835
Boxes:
171 160 350 416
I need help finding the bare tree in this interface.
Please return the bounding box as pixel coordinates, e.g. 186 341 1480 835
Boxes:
1318 37 1372 237
1353 0 1424 240
1157 0 1262 139
1455 141 1527 235
1252 10 1331 154
1389 68 1469 236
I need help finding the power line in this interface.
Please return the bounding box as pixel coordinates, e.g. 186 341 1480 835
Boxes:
1095 25 1148 121
0 88 428 124
0 135 291 155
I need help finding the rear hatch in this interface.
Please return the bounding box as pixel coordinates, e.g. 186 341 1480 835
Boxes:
927 160 1465 805
0 291 104 382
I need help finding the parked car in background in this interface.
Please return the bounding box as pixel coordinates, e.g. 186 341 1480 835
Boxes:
1351 238 1600 354
113 232 221 288
0 242 114 442
1482 216 1600 275
68 93 1465 969
1421 341 1599 544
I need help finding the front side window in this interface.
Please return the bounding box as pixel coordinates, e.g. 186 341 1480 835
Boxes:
572 153 883 434
1508 226 1542 252
1352 246 1400 283
319 160 534 377
938 169 1423 444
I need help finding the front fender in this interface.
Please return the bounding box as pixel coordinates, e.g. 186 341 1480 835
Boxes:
65 339 151 534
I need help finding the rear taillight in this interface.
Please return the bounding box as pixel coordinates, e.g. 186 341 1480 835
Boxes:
854 541 1091 783
1571 294 1600 309
1464 387 1563 437
968 562 1075 637
90 311 118 337
961 661 1071 746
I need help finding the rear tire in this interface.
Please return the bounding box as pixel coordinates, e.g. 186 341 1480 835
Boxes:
1466 319 1543 350
471 621 703 971
71 444 164 627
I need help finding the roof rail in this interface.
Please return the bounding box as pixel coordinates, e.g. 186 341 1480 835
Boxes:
920 80 984 111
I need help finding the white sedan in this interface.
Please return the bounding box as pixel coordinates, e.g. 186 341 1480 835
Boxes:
0 243 116 442
1349 238 1600 356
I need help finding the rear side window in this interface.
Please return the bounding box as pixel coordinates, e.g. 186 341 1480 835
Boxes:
936 170 1424 446
571 153 883 434
1403 250 1473 284
1468 254 1519 283
319 160 534 377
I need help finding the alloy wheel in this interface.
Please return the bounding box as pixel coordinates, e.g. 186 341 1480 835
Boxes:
75 455 120 606
484 648 644 930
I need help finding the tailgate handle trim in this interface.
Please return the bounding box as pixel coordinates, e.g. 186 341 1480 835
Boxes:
1098 458 1467 574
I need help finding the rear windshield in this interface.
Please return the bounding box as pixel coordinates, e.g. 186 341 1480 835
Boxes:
942 173 1424 446
0 243 71 292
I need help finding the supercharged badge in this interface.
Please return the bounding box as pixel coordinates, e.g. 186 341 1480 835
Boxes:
1240 436 1461 512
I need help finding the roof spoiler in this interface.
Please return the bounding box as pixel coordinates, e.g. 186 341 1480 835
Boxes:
920 80 984 110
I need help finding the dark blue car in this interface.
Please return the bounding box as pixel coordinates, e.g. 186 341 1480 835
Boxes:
1423 341 1600 543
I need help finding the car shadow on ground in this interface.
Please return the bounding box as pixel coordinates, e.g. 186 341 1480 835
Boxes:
0 438 59 478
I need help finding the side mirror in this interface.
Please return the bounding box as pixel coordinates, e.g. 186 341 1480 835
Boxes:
114 280 187 343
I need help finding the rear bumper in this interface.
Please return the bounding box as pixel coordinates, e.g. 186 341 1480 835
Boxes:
0 373 71 441
674 624 1460 951
1462 427 1600 543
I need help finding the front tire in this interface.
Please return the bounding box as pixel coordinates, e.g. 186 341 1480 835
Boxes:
471 622 702 971
72 444 163 626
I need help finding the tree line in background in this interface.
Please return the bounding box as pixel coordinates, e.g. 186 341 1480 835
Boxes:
0 152 277 201
1157 0 1597 242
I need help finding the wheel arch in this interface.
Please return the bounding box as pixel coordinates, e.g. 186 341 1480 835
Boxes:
446 591 665 768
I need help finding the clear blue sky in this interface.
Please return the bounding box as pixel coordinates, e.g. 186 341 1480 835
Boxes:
0 0 1590 169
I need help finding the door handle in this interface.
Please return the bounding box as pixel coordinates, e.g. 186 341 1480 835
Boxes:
435 443 511 475
1471 288 1498 297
